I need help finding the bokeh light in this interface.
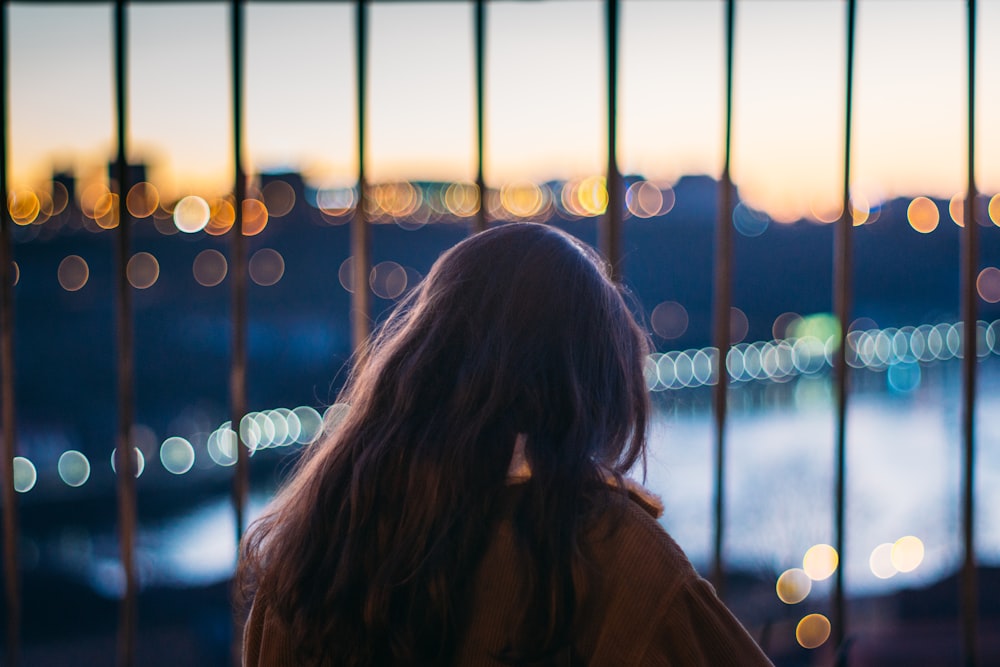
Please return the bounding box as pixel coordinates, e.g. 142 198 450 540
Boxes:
803 543 838 581
256 413 277 448
887 362 921 393
57 450 91 487
776 568 812 604
791 336 826 374
791 313 839 344
111 447 145 478
851 194 870 226
730 306 749 344
907 196 939 234
207 426 238 467
173 195 211 233
371 182 419 221
574 177 608 216
279 408 302 445
8 189 40 225
153 211 179 236
160 436 195 475
206 197 236 236
94 192 119 229
733 202 769 237
249 248 285 287
26 189 52 225
338 257 355 293
324 403 351 434
370 261 407 299
315 187 356 218
193 249 228 287
127 252 160 289
242 199 269 236
12 456 37 493
262 180 296 217
255 414 274 448
240 414 263 452
977 267 1000 304
265 410 288 448
58 255 90 292
809 200 841 224
126 182 160 219
500 182 547 219
691 349 713 385
644 355 661 391
773 312 802 340
990 194 1000 226
796 614 831 649
558 180 583 218
625 181 673 218
79 183 110 220
673 352 694 386
292 406 323 445
949 192 966 227
869 542 897 579
444 182 478 218
891 535 924 573
50 181 70 216
651 301 689 340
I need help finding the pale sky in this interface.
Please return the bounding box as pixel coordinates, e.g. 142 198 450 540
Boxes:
7 0 1000 222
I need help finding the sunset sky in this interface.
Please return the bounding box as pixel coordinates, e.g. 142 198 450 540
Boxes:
7 0 1000 223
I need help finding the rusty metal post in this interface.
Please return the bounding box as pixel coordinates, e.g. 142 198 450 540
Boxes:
601 0 622 281
710 0 735 597
113 2 138 665
352 0 371 351
473 0 487 234
230 0 249 547
0 2 21 665
832 0 857 661
960 2 979 665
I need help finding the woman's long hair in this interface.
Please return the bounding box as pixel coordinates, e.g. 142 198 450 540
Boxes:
238 222 650 665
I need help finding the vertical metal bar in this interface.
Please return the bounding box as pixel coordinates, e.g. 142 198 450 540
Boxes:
601 0 621 280
833 0 857 660
0 2 21 665
229 7 248 660
352 0 371 351
473 0 486 234
710 0 735 597
113 2 138 665
230 0 248 547
961 2 979 665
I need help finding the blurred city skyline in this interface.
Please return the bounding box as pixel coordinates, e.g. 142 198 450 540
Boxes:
7 0 1000 224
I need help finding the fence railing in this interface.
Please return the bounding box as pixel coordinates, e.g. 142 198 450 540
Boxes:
0 1 987 666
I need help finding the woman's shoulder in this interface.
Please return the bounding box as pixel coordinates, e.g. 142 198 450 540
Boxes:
576 483 773 665
243 587 299 667
582 479 697 588
568 482 700 663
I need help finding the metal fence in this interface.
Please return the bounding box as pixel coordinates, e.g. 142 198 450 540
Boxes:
0 1 987 666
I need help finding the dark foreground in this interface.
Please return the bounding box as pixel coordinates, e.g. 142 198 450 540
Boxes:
11 566 1000 666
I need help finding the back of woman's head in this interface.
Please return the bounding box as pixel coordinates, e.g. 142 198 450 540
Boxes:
240 222 650 665
358 222 649 478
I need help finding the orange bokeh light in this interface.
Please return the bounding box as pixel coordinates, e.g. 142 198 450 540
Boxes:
907 197 939 234
127 182 160 219
242 199 269 236
206 198 236 236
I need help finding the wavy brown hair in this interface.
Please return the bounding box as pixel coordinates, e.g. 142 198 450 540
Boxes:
238 222 650 665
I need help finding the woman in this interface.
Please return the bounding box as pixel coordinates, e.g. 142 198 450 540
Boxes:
239 223 772 666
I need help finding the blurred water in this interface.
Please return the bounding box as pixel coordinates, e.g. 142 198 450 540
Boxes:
50 357 1000 599
647 358 1000 596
